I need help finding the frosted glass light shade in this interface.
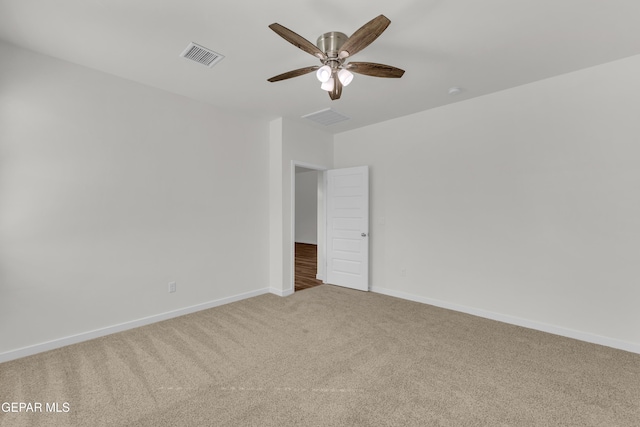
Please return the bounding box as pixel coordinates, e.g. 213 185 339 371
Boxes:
316 65 332 83
320 78 335 91
338 69 354 86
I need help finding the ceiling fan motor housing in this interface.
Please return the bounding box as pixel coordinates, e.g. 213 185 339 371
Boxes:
316 32 348 59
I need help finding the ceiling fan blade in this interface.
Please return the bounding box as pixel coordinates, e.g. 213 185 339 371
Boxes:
269 23 327 61
346 62 405 78
329 74 343 100
338 15 391 59
268 66 320 82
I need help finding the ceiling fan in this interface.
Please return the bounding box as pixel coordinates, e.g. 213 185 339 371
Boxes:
267 15 405 100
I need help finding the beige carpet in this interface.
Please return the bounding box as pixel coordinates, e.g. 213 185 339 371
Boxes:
1 284 639 426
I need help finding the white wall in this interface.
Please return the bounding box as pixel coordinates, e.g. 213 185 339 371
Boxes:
269 118 333 295
0 42 270 358
334 54 640 353
295 170 318 244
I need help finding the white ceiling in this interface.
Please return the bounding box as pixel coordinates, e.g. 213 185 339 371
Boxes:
2 0 640 134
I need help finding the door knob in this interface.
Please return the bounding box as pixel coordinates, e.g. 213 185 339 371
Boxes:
361 233 367 237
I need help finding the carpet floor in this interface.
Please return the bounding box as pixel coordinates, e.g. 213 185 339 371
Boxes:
1 284 639 426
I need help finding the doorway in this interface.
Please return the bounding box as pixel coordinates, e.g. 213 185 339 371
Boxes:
292 162 326 292
290 162 370 293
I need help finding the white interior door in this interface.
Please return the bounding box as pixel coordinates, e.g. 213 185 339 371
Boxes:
326 166 369 291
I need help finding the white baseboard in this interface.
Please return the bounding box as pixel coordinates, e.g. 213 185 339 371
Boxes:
0 288 271 364
8 285 634 364
371 286 640 355
316 274 324 281
270 287 294 297
294 240 317 245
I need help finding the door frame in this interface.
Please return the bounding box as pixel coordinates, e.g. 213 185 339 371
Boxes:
290 160 328 292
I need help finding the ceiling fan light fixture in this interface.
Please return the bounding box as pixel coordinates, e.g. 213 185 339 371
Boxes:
321 78 335 91
267 15 404 100
338 69 354 86
316 65 332 83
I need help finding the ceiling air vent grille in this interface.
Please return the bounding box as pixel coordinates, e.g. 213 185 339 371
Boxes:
302 108 350 126
180 42 225 68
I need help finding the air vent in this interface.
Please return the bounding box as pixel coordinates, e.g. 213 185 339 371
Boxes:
180 42 224 68
302 108 350 126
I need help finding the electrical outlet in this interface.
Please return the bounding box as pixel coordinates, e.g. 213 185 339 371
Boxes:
169 281 176 293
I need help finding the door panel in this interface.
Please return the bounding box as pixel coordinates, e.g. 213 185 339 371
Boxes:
326 166 369 291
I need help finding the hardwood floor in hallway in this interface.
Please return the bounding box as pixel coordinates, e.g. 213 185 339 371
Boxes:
295 243 324 292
